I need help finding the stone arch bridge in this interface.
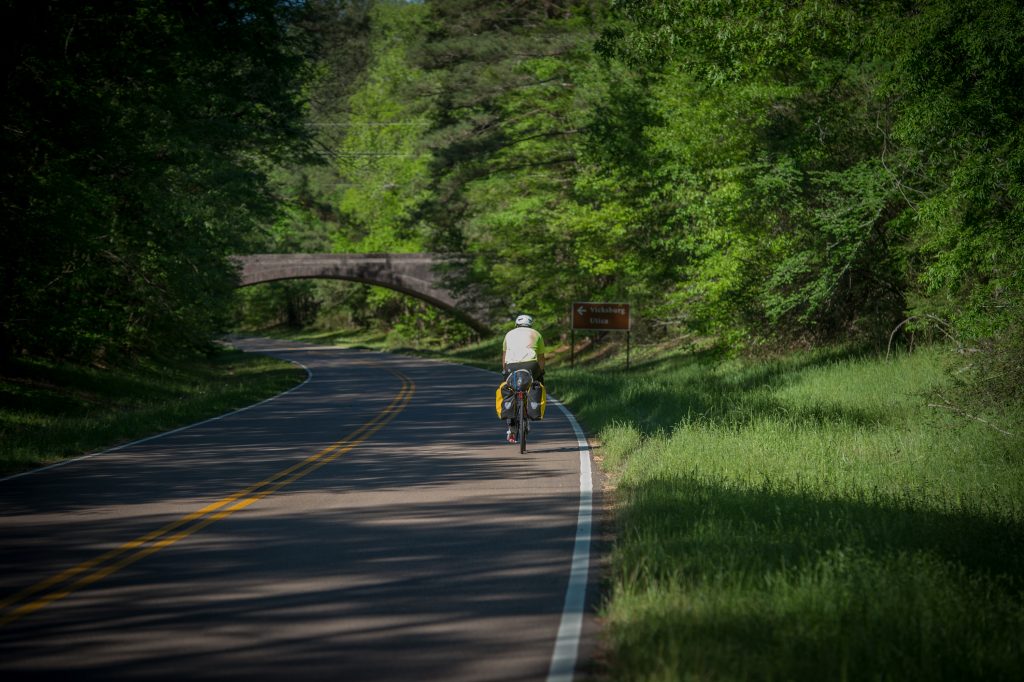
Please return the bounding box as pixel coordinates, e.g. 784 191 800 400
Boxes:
231 253 490 334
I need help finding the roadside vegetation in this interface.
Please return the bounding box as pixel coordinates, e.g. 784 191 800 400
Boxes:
554 344 1024 681
0 350 304 477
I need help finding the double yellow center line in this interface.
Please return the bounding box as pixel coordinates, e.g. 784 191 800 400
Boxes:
1 368 415 628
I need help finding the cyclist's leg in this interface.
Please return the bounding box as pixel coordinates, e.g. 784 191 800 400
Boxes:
501 371 515 442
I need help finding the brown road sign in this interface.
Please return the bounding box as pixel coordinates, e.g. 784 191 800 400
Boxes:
572 302 631 331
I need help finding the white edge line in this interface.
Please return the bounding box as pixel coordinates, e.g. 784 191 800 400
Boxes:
0 357 313 484
546 396 594 682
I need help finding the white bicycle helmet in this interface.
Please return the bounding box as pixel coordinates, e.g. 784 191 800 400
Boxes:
515 314 534 327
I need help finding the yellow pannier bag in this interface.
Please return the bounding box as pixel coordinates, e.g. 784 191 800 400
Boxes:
496 381 514 419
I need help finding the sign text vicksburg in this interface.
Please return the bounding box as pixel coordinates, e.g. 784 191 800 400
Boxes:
571 302 631 331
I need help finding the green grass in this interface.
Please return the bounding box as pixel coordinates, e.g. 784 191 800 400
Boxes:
551 346 1024 681
0 349 305 477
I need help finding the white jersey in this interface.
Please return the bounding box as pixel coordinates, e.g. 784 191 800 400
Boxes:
503 327 545 364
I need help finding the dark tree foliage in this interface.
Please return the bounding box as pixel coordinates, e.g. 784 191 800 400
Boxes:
597 0 914 345
586 0 1023 404
411 0 614 321
415 2 586 217
297 0 376 144
25 0 1012 407
1 0 308 362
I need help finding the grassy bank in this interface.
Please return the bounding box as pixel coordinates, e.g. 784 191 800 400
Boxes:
0 349 304 477
553 346 1024 681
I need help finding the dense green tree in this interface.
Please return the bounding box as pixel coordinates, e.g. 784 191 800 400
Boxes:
1 0 308 361
414 0 623 326
596 0 1022 399
19 0 1014 384
600 0 912 344
884 0 1024 401
331 2 436 254
236 0 376 334
236 1 477 343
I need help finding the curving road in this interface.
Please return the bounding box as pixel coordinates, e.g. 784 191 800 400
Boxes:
0 338 598 681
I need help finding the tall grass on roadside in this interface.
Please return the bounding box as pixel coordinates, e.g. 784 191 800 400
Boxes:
553 346 1024 681
0 349 304 476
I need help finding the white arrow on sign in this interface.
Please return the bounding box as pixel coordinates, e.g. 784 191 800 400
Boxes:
577 305 586 316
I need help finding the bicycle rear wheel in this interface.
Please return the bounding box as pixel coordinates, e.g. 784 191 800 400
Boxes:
518 395 528 453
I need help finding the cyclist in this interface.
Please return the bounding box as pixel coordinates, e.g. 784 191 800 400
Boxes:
501 314 545 443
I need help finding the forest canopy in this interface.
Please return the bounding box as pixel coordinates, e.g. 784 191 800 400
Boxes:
2 0 309 360
3 0 1022 401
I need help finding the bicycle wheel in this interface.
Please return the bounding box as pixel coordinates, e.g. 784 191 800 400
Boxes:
518 395 528 454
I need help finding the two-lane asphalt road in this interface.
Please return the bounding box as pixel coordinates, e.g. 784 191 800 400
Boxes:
0 338 596 681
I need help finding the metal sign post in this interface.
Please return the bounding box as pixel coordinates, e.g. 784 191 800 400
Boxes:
570 302 632 369
570 324 576 368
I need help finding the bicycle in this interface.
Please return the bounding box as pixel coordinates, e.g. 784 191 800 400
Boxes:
507 368 533 454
